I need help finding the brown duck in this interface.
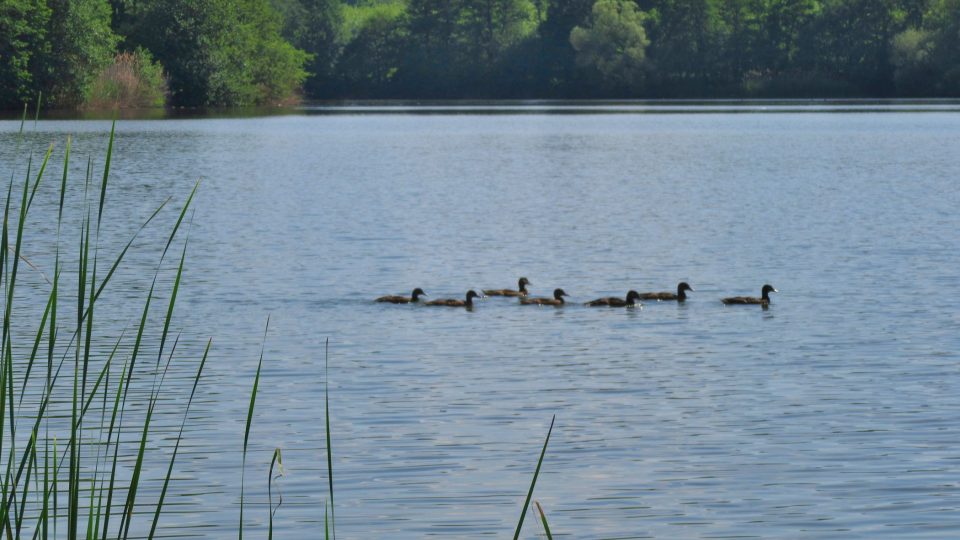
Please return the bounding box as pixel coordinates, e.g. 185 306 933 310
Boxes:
520 288 568 306
376 288 427 304
722 284 777 305
425 290 481 307
483 277 531 297
638 282 694 302
585 290 643 307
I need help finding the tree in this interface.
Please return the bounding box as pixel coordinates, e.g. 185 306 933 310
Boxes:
397 0 466 95
0 0 50 108
335 1 406 96
127 0 308 106
38 0 118 107
570 0 650 93
460 0 537 78
276 0 343 97
538 0 594 94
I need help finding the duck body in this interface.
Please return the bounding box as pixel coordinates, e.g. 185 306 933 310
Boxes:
585 290 642 307
722 284 777 305
376 288 426 304
520 288 568 306
483 277 531 297
425 290 481 307
638 282 694 302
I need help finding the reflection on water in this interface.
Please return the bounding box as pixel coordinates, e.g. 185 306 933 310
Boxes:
1 105 959 538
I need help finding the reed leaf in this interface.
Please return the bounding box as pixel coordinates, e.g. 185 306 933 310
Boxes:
513 415 555 540
240 317 270 540
325 338 335 539
535 501 553 540
148 339 211 539
268 448 283 540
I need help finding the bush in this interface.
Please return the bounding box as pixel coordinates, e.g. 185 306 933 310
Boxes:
86 48 168 108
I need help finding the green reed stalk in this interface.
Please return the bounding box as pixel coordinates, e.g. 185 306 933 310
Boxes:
325 338 335 539
0 119 209 540
148 339 211 539
240 317 270 540
535 501 553 540
268 448 283 540
513 415 555 540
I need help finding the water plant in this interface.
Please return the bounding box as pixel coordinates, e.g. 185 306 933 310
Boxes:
513 415 555 540
0 120 204 538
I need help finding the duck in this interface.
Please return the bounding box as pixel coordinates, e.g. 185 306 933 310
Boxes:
721 284 777 305
520 288 568 306
425 290 481 307
638 282 694 302
483 277 531 297
585 290 643 307
376 288 427 304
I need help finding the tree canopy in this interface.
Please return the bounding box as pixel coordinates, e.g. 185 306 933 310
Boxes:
2 0 960 108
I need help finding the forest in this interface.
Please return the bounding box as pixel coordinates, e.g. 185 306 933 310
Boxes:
1 0 959 109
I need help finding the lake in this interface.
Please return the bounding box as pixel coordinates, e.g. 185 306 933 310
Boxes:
2 103 959 538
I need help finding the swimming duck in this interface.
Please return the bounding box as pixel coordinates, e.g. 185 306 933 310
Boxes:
638 282 694 302
722 284 777 305
425 290 481 307
376 288 427 304
483 277 531 297
585 290 643 307
520 288 568 306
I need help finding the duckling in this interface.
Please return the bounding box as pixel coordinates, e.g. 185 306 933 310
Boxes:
520 288 568 306
425 290 481 307
483 277 531 297
585 290 643 307
638 282 694 302
722 284 777 305
376 288 427 304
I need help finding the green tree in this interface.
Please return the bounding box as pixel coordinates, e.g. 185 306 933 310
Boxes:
801 0 900 94
538 0 594 94
0 0 50 108
335 2 406 96
644 0 726 93
569 0 650 93
275 0 343 97
127 0 308 106
39 0 118 107
398 0 465 95
893 0 960 95
460 0 537 77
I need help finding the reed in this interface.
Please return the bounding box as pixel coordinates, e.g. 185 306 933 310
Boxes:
0 120 206 538
535 501 553 540
513 415 555 540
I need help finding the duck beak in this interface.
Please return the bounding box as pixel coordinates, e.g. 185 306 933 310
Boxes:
773 288 779 293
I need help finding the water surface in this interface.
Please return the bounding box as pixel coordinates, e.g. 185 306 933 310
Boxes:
2 104 959 538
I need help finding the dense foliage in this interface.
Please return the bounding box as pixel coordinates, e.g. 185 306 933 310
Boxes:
2 0 960 107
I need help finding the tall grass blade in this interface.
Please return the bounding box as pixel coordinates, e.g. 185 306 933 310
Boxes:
97 121 115 230
512 415 555 540
535 501 553 540
119 332 180 540
240 317 270 540
148 339 211 539
325 338 335 539
268 448 283 540
33 91 41 126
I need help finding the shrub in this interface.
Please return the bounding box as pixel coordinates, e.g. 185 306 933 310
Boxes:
86 48 168 108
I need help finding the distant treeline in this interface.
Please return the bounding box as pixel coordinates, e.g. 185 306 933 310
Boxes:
2 0 959 109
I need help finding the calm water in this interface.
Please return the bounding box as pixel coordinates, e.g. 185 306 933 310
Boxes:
2 104 959 538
